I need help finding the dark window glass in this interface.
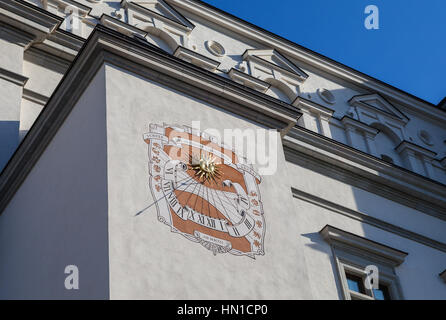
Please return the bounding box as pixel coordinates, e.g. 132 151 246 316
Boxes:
346 273 366 294
373 285 391 300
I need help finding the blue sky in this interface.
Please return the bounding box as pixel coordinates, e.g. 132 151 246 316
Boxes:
202 0 446 105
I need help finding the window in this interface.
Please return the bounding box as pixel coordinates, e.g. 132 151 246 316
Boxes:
373 284 391 300
341 265 393 300
346 273 366 294
320 225 407 300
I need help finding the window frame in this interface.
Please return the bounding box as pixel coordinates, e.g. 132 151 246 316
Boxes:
320 225 407 300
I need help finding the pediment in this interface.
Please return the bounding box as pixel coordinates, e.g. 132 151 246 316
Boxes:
242 49 308 82
121 0 195 31
349 93 409 123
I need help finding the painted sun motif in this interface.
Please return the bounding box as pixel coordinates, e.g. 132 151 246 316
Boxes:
190 153 222 184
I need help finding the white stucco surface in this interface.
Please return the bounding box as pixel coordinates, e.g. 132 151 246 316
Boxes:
104 63 313 299
0 66 109 299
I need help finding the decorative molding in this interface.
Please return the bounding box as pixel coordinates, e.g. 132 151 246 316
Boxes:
25 47 71 72
283 127 446 220
241 48 308 102
0 22 35 48
242 49 308 81
121 0 194 50
341 116 379 155
166 0 446 125
395 140 437 159
173 45 220 71
320 225 408 267
341 116 379 136
122 0 195 31
292 187 446 254
395 141 437 178
0 0 62 41
227 68 270 93
205 40 225 57
417 129 434 146
293 96 334 118
33 28 85 61
100 14 147 38
46 0 92 17
349 93 409 124
0 66 28 86
294 96 334 138
317 88 335 105
0 25 302 215
22 88 49 105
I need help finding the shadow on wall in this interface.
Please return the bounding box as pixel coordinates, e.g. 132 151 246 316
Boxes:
301 232 344 300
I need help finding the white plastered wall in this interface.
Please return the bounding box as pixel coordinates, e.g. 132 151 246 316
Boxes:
286 160 446 299
104 63 313 299
0 66 109 299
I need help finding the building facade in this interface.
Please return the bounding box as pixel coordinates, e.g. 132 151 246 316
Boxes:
0 0 445 299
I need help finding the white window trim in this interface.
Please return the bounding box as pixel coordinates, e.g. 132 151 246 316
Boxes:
320 225 408 300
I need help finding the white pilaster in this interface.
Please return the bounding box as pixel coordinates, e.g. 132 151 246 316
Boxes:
293 97 334 138
396 141 437 178
341 116 379 155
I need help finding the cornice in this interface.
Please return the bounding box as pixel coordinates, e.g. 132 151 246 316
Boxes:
341 116 380 136
173 45 220 71
0 0 62 41
395 140 437 159
0 25 302 215
227 68 270 93
166 0 446 124
26 47 71 71
293 96 335 118
293 188 446 254
0 66 28 86
22 88 49 105
33 28 85 61
320 225 408 267
0 21 35 48
100 14 148 38
283 126 446 220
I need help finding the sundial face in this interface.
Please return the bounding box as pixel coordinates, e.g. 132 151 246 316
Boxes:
142 123 266 258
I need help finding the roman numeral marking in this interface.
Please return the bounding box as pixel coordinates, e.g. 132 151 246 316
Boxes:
163 181 172 192
244 218 252 230
206 217 216 228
